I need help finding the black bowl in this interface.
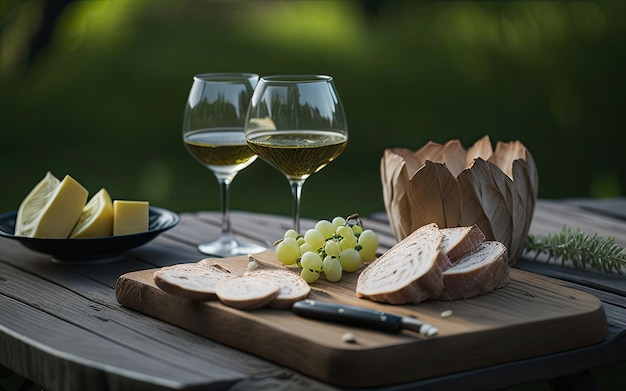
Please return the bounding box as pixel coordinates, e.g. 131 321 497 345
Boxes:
0 206 179 263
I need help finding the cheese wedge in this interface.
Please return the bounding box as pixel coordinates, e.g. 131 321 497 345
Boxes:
113 200 149 236
70 188 114 238
16 173 88 238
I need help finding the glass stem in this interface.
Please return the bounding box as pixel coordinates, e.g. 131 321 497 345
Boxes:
217 177 233 237
289 179 305 233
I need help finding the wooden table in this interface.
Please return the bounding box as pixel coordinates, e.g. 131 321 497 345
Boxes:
1 198 625 390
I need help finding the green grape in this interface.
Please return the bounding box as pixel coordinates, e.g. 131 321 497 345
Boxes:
332 216 346 228
300 242 314 256
300 251 323 271
275 213 380 283
339 235 358 251
336 225 354 240
324 240 342 257
284 229 299 239
339 248 362 272
304 229 325 251
300 268 320 284
358 229 379 262
323 256 342 282
315 220 335 239
359 248 377 263
275 237 300 265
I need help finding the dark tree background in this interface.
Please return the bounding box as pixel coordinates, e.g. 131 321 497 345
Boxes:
1 0 624 220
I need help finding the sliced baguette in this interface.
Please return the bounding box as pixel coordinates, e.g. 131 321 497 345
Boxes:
216 275 281 310
246 269 311 309
356 223 452 304
438 241 510 300
153 261 233 300
440 224 486 264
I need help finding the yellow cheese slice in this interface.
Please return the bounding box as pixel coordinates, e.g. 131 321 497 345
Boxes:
17 174 88 238
113 200 149 236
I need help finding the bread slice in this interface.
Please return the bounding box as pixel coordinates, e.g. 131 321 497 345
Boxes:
438 241 510 300
440 225 486 264
356 223 452 304
216 275 281 310
246 269 311 309
153 261 232 300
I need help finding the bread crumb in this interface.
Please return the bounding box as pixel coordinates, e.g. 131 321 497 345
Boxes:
247 255 259 272
342 332 356 343
440 310 453 318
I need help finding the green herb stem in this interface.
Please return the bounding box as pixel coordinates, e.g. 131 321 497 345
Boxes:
525 226 626 275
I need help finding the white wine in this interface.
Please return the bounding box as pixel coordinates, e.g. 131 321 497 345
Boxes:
247 130 347 180
184 128 257 175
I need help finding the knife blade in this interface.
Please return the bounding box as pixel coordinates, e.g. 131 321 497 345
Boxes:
292 299 438 337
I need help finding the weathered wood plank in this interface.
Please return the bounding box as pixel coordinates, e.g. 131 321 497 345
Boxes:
515 259 626 299
529 200 626 248
0 273 243 390
0 262 331 390
565 197 626 221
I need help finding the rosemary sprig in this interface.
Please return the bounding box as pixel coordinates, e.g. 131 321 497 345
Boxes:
525 227 626 275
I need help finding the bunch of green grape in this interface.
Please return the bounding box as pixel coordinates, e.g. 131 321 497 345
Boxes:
274 214 379 283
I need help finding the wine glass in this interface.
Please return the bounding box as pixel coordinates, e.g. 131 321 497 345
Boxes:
244 75 348 233
182 72 265 257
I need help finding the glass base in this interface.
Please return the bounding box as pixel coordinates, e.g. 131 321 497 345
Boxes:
198 235 265 258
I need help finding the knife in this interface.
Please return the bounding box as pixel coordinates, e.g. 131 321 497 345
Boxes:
292 299 438 337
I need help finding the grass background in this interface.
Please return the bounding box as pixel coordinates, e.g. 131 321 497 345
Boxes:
0 1 625 389
1 0 624 222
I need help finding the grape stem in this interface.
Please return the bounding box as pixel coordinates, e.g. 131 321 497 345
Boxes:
345 213 362 227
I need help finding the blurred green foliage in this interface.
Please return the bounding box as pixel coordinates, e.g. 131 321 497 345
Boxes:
1 0 625 221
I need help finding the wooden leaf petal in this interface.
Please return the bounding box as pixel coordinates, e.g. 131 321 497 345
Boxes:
485 160 519 264
442 139 467 178
387 147 423 177
381 149 402 207
488 141 525 180
474 159 513 255
413 141 446 167
465 135 493 167
511 158 536 263
432 160 462 228
457 163 495 240
524 149 540 199
392 170 415 240
408 161 461 230
485 160 514 214
380 151 414 241
458 158 512 250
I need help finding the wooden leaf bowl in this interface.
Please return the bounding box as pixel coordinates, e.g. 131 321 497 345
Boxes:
380 135 539 264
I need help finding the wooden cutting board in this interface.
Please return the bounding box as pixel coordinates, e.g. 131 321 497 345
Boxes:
115 250 607 388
